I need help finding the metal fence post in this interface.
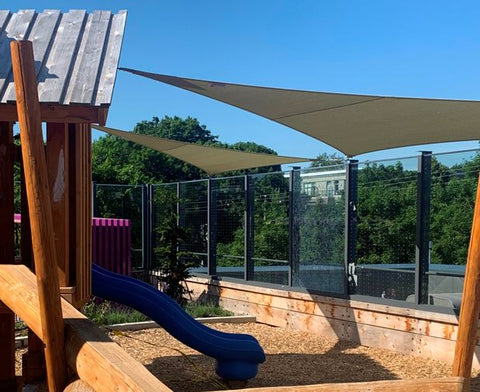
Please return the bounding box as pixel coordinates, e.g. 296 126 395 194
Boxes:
244 174 255 280
141 184 152 271
92 181 98 217
345 159 358 295
176 182 183 227
415 151 432 304
288 167 301 286
148 184 154 270
207 177 217 276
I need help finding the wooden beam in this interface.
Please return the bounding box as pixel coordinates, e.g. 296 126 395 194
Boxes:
0 264 173 392
230 377 466 392
0 103 108 125
63 379 95 392
452 176 480 380
11 40 67 392
0 121 14 263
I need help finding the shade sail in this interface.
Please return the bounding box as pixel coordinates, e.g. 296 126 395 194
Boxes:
120 67 480 157
93 125 311 175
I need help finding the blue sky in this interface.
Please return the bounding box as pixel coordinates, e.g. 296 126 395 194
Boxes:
10 1 480 163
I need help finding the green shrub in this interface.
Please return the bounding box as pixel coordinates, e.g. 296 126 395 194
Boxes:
82 298 148 326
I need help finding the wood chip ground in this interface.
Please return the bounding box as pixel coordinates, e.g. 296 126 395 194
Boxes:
15 322 480 391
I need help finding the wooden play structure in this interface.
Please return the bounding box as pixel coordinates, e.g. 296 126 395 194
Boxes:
0 8 478 392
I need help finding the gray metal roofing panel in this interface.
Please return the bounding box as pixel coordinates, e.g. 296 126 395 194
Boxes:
0 9 126 107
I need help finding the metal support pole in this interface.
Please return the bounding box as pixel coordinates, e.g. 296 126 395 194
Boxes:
244 174 255 280
176 182 182 227
345 159 358 295
92 181 98 217
207 178 217 276
415 151 432 304
288 167 301 286
141 184 152 271
148 184 154 271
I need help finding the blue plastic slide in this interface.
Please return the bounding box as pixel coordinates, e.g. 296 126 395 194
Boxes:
92 264 266 380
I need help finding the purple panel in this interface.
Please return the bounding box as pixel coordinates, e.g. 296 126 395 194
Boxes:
91 217 132 276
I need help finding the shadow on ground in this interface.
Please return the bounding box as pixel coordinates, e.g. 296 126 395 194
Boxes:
145 342 399 392
471 373 480 392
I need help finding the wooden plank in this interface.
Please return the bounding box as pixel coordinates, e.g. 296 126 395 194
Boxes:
66 11 111 105
11 39 67 392
187 276 462 325
46 123 70 287
0 10 35 101
0 12 12 72
0 103 105 124
0 11 11 30
85 126 92 303
216 285 463 342
3 10 61 102
75 124 85 304
0 264 173 392
94 10 127 106
37 10 87 103
227 377 465 392
453 176 480 379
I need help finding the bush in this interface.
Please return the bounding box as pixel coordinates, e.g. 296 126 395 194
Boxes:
82 298 148 326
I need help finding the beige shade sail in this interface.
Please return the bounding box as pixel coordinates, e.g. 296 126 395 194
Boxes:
93 125 311 175
120 67 480 157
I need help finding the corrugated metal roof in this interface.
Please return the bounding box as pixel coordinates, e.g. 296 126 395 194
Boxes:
0 9 126 107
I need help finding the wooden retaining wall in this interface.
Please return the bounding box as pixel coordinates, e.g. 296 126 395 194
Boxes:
186 277 480 369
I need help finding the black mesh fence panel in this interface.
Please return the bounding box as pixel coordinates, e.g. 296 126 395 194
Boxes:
151 182 178 270
428 150 479 306
180 179 208 273
355 157 418 301
296 165 346 294
91 149 479 308
251 171 289 285
215 176 245 279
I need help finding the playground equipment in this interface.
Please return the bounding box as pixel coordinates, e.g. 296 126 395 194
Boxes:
92 264 265 380
0 8 477 392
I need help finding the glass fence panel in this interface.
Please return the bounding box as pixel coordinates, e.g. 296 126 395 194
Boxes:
356 157 418 301
215 176 246 279
180 179 208 274
296 165 346 294
427 150 479 309
251 171 290 285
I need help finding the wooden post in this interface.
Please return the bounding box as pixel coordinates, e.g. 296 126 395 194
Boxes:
46 123 70 287
452 176 480 381
11 40 67 391
0 121 16 389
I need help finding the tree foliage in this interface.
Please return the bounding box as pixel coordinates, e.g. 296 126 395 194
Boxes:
154 214 200 306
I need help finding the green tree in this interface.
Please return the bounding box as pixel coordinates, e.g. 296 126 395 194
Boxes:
311 152 344 167
430 155 479 265
356 162 417 264
154 214 200 306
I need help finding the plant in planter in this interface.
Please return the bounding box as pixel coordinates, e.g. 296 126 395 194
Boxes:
154 214 200 306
